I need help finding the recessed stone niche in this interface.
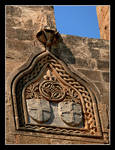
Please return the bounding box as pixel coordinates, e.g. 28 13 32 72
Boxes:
11 50 104 140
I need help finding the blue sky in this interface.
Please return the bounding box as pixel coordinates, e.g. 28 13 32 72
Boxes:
54 6 100 39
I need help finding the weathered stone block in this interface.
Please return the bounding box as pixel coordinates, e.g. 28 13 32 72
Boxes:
15 134 51 144
98 103 109 131
6 27 17 39
78 69 102 81
16 28 34 40
96 6 110 40
6 17 21 27
93 81 108 94
88 58 97 70
27 99 51 124
6 6 22 17
100 49 109 60
88 38 109 49
75 57 89 68
97 59 109 70
90 49 100 59
102 72 109 82
58 101 83 127
6 39 36 55
24 19 33 28
100 92 109 105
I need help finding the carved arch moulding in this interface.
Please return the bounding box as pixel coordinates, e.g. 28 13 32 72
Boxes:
11 50 105 141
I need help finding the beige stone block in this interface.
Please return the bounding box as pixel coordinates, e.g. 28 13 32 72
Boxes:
98 103 109 132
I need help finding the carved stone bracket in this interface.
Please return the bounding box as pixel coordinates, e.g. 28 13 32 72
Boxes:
36 27 62 51
11 50 108 142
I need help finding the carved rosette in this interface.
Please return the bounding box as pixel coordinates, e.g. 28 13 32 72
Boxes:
39 80 65 102
11 51 103 139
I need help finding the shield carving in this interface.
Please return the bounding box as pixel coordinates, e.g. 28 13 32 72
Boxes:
26 99 51 124
58 101 83 127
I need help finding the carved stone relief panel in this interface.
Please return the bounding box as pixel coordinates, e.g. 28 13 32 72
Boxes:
26 99 51 124
58 101 83 127
23 67 84 129
11 50 105 140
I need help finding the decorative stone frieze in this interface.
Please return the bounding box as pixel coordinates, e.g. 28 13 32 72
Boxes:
11 50 105 141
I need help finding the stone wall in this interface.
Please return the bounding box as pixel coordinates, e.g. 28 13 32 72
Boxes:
96 5 110 40
6 5 56 79
5 6 110 144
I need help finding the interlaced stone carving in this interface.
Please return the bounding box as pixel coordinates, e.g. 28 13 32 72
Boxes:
49 57 97 134
11 51 102 138
39 80 65 102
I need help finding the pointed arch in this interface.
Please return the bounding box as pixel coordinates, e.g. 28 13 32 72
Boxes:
11 50 102 137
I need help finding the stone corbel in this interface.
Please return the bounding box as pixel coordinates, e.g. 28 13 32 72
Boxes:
36 26 63 51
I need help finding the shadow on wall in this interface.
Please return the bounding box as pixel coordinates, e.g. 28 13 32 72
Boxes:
51 38 76 65
36 28 76 65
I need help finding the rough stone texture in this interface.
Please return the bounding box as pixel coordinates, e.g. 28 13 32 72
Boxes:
77 69 103 81
96 6 110 40
58 101 83 127
102 72 109 82
27 99 51 124
98 103 109 131
6 5 56 79
6 6 110 144
12 133 106 144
